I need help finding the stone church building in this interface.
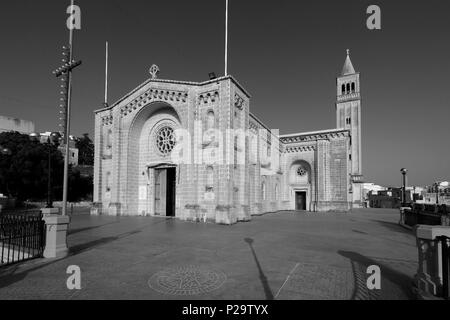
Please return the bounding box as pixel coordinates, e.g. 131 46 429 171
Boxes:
92 51 363 224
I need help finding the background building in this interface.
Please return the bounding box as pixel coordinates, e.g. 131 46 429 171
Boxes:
38 132 79 166
368 187 410 208
0 115 35 135
416 181 450 205
362 183 387 207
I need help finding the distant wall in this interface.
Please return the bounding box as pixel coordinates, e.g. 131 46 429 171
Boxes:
0 116 35 135
369 195 401 208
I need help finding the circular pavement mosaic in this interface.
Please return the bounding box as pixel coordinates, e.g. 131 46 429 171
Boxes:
148 265 227 296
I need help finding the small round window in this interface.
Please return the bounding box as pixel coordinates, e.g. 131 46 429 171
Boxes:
155 126 176 156
297 167 307 177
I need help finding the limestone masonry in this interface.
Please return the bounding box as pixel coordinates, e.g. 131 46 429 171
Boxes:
92 51 364 224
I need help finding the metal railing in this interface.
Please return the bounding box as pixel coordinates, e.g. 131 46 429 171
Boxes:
0 210 45 267
437 236 450 300
400 204 450 227
413 203 450 215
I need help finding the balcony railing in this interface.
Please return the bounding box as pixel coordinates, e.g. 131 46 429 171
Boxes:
351 174 364 183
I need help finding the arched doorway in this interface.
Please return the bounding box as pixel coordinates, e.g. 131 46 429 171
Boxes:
127 101 182 216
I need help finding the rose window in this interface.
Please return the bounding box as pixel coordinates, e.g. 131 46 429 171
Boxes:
297 167 307 177
156 126 176 156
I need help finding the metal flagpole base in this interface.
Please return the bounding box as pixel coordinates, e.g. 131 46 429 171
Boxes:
42 212 71 259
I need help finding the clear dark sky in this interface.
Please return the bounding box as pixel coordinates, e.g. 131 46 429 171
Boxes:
0 0 449 187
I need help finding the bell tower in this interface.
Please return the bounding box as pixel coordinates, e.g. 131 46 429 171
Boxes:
336 49 363 207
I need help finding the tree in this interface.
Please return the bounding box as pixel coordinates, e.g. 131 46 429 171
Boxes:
0 132 64 201
68 167 93 202
0 132 94 204
75 133 94 166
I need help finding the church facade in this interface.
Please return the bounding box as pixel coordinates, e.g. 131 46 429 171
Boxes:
92 51 363 224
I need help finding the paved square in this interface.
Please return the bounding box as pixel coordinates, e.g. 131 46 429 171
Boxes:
0 208 418 300
276 263 354 300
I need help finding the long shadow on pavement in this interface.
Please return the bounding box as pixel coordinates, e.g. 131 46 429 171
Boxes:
68 221 120 236
352 229 368 235
244 238 274 300
371 220 413 235
69 229 142 255
338 250 414 300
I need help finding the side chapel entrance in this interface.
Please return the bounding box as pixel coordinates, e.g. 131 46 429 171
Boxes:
295 191 307 211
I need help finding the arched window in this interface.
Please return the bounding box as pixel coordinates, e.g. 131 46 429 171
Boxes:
234 136 238 167
206 166 214 191
346 83 350 93
341 84 345 95
262 182 266 201
105 171 111 192
106 129 112 150
206 110 215 130
351 82 355 93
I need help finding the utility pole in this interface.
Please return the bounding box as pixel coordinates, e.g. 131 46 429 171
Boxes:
436 182 440 205
52 0 82 216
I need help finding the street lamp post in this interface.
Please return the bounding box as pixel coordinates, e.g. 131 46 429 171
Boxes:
400 168 408 207
30 133 61 209
435 182 440 205
0 147 12 197
0 148 11 156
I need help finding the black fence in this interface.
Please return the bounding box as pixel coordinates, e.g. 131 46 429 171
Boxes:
0 210 45 267
437 236 450 300
400 204 450 227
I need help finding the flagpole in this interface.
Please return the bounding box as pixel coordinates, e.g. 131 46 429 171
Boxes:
104 41 109 106
225 0 228 77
